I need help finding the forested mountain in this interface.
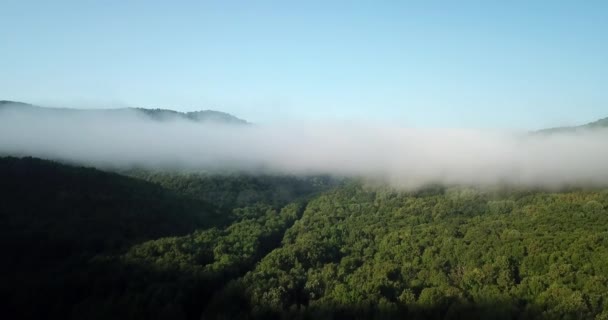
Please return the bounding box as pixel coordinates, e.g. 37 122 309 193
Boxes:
0 157 331 319
3 156 608 319
0 100 248 124
0 157 223 257
124 170 334 210
536 116 608 133
4 100 607 131
0 157 220 319
206 185 608 319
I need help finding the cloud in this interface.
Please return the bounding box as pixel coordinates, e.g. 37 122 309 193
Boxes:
1 106 608 189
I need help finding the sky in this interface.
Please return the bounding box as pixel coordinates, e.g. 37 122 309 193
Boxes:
1 0 607 128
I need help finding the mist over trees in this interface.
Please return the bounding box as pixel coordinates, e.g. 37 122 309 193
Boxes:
2 103 608 189
3 104 608 319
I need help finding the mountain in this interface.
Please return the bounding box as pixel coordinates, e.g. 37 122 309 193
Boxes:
0 100 248 125
0 156 332 319
4 102 608 319
536 116 608 134
0 100 31 108
5 158 608 320
0 157 224 261
0 156 229 318
134 107 248 124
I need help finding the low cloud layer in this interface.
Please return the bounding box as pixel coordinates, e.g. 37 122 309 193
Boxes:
1 107 608 189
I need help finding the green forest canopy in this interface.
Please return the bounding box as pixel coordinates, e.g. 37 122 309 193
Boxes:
2 157 608 319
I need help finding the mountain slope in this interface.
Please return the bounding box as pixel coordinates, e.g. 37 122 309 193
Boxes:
0 100 248 124
0 157 232 319
206 183 608 319
536 116 608 133
0 157 224 263
0 156 334 319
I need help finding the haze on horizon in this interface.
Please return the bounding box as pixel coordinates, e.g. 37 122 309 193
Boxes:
1 1 608 188
1 105 608 190
1 1 607 129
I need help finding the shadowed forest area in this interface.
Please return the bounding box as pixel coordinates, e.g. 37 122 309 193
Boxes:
2 157 608 319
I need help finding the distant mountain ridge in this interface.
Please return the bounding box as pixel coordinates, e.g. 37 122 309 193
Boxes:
536 117 608 133
2 100 606 130
0 100 248 124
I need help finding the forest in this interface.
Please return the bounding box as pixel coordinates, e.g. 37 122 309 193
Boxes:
2 157 608 319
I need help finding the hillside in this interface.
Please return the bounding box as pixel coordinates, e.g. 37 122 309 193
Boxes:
206 184 608 319
3 157 608 319
2 107 608 319
0 157 331 319
536 116 608 134
0 100 248 124
0 157 225 318
0 157 229 275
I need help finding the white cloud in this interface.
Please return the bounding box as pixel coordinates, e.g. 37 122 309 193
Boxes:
1 107 608 189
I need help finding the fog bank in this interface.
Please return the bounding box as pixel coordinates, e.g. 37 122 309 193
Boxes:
1 107 608 189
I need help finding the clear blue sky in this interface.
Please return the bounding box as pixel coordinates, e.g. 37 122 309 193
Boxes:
1 1 607 128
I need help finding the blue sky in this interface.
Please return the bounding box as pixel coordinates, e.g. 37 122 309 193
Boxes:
1 1 607 128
